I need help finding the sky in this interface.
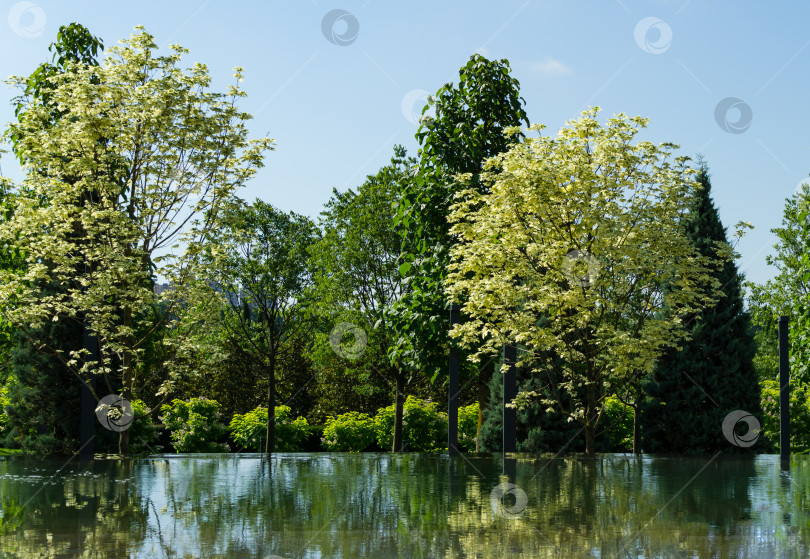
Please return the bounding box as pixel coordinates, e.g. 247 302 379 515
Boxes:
0 0 807 287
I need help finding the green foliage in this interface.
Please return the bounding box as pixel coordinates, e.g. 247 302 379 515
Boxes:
229 406 309 452
10 22 103 162
479 354 587 453
642 163 760 454
309 146 416 431
747 183 810 384
1 27 272 457
760 380 810 453
2 323 82 454
0 497 24 535
751 317 779 382
0 383 9 440
159 398 229 453
391 54 528 381
457 402 479 453
1 24 101 456
601 396 634 452
321 411 375 452
128 399 160 455
448 109 715 455
204 199 317 452
373 396 447 452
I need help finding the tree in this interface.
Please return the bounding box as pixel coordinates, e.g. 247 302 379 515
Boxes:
311 146 418 452
478 349 589 453
390 54 529 448
747 182 810 384
1 23 103 454
445 109 720 456
204 199 318 454
0 27 272 454
642 162 761 453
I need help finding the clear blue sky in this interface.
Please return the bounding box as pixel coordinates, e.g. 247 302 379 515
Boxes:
1 0 807 286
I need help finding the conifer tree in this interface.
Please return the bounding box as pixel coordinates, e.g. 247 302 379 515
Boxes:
642 161 761 453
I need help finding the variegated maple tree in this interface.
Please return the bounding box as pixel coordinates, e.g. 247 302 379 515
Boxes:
0 27 272 453
446 108 724 455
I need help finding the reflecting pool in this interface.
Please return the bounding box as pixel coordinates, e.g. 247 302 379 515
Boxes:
1 453 809 558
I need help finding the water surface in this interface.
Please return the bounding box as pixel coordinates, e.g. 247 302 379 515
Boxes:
1 453 808 558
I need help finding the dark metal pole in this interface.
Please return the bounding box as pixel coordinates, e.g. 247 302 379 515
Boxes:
779 316 790 466
503 344 517 454
79 326 97 461
448 304 461 457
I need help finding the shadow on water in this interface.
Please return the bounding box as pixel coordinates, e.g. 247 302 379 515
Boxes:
0 452 809 558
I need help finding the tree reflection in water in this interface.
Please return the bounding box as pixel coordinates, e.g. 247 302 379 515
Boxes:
0 453 808 557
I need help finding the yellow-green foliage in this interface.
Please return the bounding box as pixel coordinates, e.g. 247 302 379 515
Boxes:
322 399 479 453
446 108 720 451
160 397 229 453
0 27 273 406
373 396 447 452
457 403 480 453
229 405 309 451
0 383 9 439
321 411 376 452
128 399 160 454
601 395 634 451
760 380 810 452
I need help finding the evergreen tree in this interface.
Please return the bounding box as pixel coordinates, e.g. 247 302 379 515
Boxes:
2 288 83 453
479 349 598 453
641 162 761 453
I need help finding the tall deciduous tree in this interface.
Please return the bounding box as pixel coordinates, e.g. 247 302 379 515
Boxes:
390 54 528 448
204 199 318 455
642 162 760 453
747 182 810 384
446 109 719 456
311 146 414 451
0 27 272 454
2 23 103 454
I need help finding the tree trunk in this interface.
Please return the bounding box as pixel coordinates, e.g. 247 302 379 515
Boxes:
585 381 597 457
631 384 643 454
392 373 405 452
632 401 641 454
265 345 276 455
476 356 494 452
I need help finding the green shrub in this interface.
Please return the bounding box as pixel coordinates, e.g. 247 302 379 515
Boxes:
0 383 10 441
458 402 479 453
601 395 634 451
761 380 810 452
159 397 229 453
322 411 375 452
373 396 447 452
128 399 161 454
229 405 309 451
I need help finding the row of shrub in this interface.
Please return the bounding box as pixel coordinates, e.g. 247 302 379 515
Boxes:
128 396 478 454
155 397 311 453
321 396 479 452
6 383 810 453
